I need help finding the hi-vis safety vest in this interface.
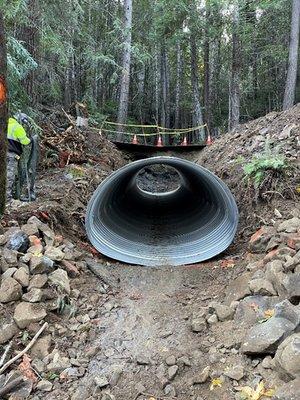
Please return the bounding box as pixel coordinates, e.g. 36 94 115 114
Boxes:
7 118 30 155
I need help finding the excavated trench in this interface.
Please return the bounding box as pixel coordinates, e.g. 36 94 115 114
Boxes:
85 157 239 266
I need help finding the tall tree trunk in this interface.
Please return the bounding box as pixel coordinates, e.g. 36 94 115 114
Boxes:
64 67 71 108
228 2 241 132
252 49 258 101
211 38 221 125
21 0 39 104
174 41 182 129
154 46 160 125
137 64 145 123
165 52 170 130
203 37 211 130
283 0 300 110
0 12 8 216
71 44 77 103
190 32 205 141
117 0 133 140
204 7 211 131
160 46 166 129
160 45 170 144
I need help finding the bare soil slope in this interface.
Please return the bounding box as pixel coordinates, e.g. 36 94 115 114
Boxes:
196 104 300 240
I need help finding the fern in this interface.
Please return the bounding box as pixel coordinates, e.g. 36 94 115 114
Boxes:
243 144 288 188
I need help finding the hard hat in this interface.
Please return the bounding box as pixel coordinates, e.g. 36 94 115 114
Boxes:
14 112 29 126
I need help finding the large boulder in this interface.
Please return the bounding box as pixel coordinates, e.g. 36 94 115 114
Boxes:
44 246 65 262
30 256 54 274
2 248 18 267
22 288 43 303
274 334 300 379
0 318 19 344
0 277 22 303
208 302 234 321
224 273 251 304
28 274 48 290
14 302 47 329
49 268 70 294
234 295 279 328
223 365 244 381
278 218 300 233
282 273 300 303
26 216 55 246
248 278 277 296
274 378 300 400
14 267 30 287
241 300 300 355
2 267 18 279
191 317 207 333
6 231 30 253
21 223 39 237
249 226 276 253
265 260 286 296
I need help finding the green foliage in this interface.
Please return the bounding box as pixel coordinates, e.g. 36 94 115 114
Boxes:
2 0 295 128
7 36 37 108
45 372 59 381
2 0 28 19
243 145 288 187
57 294 77 318
21 330 30 344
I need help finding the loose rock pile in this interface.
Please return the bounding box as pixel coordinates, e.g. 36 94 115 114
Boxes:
195 214 300 399
0 216 88 398
0 215 299 399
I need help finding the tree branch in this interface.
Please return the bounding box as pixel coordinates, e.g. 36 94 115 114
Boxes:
0 322 48 374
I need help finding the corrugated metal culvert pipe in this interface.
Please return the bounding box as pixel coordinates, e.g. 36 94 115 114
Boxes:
85 157 239 266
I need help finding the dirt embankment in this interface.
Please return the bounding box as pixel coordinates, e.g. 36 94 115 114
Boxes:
196 104 300 241
4 114 128 245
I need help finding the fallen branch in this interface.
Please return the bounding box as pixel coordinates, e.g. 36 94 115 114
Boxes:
61 108 75 125
0 376 24 397
0 322 48 375
262 190 285 199
134 392 177 400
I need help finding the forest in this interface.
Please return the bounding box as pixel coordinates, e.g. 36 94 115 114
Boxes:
0 0 299 137
0 1 300 400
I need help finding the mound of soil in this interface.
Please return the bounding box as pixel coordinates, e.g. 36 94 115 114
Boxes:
196 104 300 240
4 123 128 246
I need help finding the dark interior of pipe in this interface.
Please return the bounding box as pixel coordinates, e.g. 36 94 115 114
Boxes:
86 157 238 266
101 167 216 245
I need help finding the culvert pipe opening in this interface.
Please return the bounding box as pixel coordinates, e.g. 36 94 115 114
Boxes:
85 157 239 266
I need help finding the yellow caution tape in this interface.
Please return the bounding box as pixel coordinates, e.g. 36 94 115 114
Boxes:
102 120 207 132
102 120 158 128
157 124 207 132
102 126 206 137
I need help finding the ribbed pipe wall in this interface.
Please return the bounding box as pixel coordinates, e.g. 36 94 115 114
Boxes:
85 157 239 266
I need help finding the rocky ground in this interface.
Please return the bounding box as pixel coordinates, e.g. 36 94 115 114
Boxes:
0 106 299 400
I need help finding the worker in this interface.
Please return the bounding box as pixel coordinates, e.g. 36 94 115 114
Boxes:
6 113 31 202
